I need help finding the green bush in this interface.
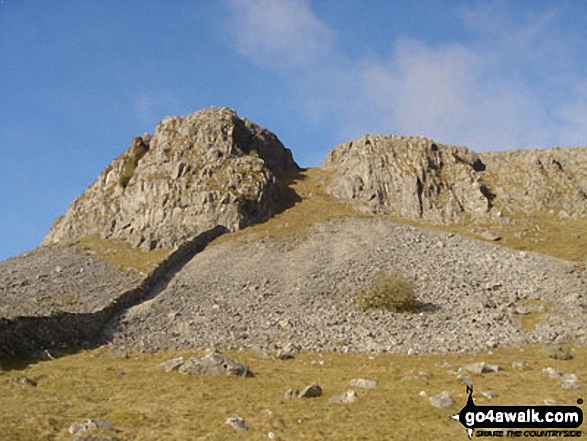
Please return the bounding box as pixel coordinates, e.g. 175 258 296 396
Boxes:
356 270 418 313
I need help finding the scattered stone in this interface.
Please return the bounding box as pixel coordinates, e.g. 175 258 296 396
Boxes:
299 383 322 398
110 347 130 359
430 391 455 408
311 360 325 365
284 389 298 400
561 374 580 389
350 378 377 389
158 357 184 373
329 389 358 404
69 419 112 436
542 367 562 378
479 230 502 241
401 372 428 381
481 390 498 399
276 349 295 360
167 351 250 377
512 361 533 371
459 375 474 385
462 362 501 374
546 345 573 360
419 391 427 397
69 435 120 441
10 376 37 388
544 399 558 406
225 414 248 432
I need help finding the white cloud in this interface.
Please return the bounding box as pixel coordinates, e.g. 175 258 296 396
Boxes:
224 0 587 151
227 0 335 70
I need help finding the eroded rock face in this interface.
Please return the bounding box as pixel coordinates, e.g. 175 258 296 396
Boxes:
323 135 587 225
479 148 587 219
322 135 497 224
42 107 298 250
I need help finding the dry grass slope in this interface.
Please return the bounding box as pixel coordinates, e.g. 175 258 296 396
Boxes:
1 344 585 440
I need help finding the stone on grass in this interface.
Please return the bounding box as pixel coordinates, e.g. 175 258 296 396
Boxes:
329 389 358 404
11 376 37 388
284 389 298 400
350 378 377 389
462 362 501 374
512 361 533 371
430 391 455 408
459 375 474 385
543 367 561 378
546 346 573 360
158 357 184 373
168 351 250 377
225 414 248 432
276 349 295 360
69 419 112 435
481 390 498 399
562 374 580 389
299 383 322 398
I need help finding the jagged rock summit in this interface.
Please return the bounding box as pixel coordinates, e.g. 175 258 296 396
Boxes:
42 107 299 250
323 134 587 224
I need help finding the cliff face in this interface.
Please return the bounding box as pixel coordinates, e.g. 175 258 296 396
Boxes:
322 134 587 224
479 148 587 219
322 135 498 224
42 107 299 250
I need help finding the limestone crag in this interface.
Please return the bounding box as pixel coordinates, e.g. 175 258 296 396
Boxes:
322 135 498 224
322 135 587 224
42 107 298 250
479 147 587 219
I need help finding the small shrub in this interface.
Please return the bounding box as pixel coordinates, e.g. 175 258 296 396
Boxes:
356 270 417 313
119 175 131 189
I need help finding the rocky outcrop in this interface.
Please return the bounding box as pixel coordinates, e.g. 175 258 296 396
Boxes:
479 148 587 219
42 107 298 250
322 135 587 224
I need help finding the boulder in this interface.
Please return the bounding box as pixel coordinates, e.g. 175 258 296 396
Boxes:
225 414 248 432
299 383 322 398
69 419 112 436
429 391 455 408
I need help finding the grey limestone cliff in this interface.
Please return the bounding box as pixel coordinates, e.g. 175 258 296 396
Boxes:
322 134 587 224
42 107 298 250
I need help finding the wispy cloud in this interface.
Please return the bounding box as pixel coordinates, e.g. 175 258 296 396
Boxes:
223 0 587 151
226 0 335 70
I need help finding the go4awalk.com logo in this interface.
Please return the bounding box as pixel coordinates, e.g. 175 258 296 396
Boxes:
451 386 583 439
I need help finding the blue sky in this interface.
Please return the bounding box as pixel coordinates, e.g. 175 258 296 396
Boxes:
1 1 587 261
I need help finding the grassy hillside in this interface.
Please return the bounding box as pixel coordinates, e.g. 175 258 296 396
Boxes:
1 344 585 440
